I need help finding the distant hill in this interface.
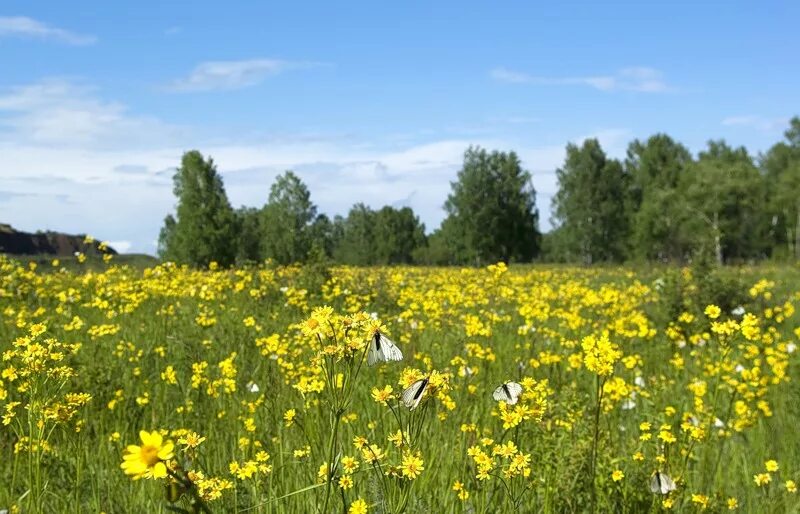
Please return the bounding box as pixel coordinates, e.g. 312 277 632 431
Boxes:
0 223 118 256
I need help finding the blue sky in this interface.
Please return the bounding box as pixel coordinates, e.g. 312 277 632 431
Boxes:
1 1 797 253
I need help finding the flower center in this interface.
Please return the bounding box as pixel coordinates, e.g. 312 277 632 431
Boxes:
140 444 160 467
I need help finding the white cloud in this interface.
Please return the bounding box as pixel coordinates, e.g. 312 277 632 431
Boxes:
490 66 670 93
166 59 323 92
0 77 632 252
0 79 186 148
0 16 95 45
722 115 788 132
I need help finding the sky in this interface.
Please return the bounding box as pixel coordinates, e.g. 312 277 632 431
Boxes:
1 1 798 254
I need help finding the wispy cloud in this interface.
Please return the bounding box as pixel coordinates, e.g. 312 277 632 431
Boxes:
166 59 324 92
0 76 629 252
722 115 788 132
0 79 186 148
490 66 670 93
0 16 96 45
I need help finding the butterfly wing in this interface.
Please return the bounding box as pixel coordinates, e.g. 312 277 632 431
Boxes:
492 384 510 402
367 336 380 366
649 473 661 494
402 378 428 410
380 335 403 362
493 382 522 404
368 333 403 366
649 472 675 494
506 382 523 404
661 473 676 493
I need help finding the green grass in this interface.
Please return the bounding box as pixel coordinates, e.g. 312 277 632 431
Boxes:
0 260 798 513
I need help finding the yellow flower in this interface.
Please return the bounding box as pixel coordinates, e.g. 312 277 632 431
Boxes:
371 385 394 405
338 474 354 490
704 304 721 319
581 332 622 376
349 498 368 514
786 480 797 493
284 409 296 427
120 430 174 480
341 456 359 474
765 460 779 472
611 469 624 482
177 431 206 449
658 430 676 444
754 473 771 486
727 497 738 510
691 494 709 509
400 452 425 480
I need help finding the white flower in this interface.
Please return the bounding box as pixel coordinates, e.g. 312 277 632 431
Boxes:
732 306 746 316
247 381 260 393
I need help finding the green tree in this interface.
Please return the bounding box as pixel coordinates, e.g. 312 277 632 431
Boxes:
552 139 630 263
625 134 694 261
261 171 317 264
682 141 767 263
760 117 800 259
412 217 463 265
157 150 237 267
443 147 540 264
234 206 262 264
372 206 427 264
333 203 377 265
308 213 337 258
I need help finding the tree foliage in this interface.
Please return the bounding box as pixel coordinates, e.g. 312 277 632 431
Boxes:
443 147 540 264
261 171 318 264
626 134 693 261
156 120 800 267
157 150 237 267
552 139 629 263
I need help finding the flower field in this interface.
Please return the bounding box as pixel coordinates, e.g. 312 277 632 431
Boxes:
1 257 799 513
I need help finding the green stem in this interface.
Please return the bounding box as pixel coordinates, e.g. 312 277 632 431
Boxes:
589 375 605 514
321 410 343 514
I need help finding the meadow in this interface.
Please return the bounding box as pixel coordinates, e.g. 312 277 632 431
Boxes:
1 256 799 513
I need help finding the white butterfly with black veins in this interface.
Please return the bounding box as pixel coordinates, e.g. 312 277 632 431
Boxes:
367 331 403 366
649 471 677 495
401 376 430 410
492 381 523 405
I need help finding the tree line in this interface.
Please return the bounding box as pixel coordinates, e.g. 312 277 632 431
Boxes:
158 117 800 267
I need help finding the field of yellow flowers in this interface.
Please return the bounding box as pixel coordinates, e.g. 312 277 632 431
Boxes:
1 256 799 513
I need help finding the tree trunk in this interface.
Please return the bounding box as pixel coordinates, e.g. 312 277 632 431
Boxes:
713 211 722 265
795 205 800 261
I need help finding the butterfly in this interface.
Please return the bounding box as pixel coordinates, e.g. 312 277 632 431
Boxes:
367 331 403 366
401 376 430 410
492 381 523 405
649 471 677 495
